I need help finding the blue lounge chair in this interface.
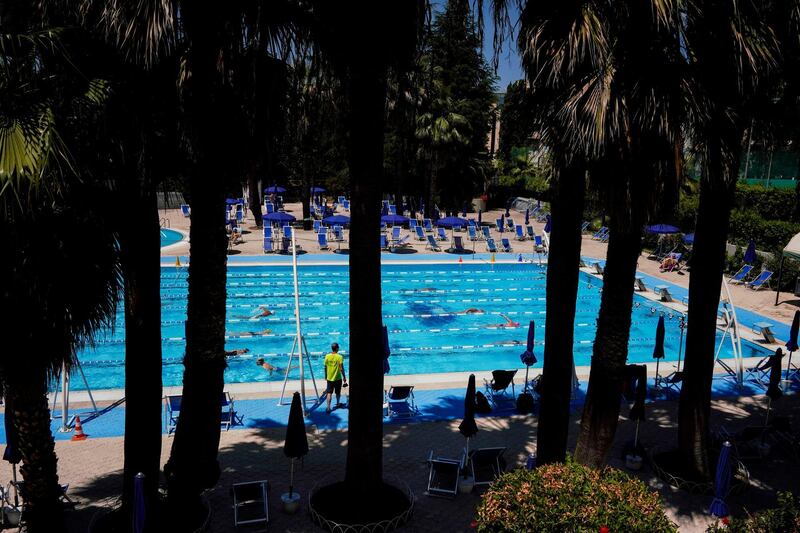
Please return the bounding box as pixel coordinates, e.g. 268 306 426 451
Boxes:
747 270 773 291
468 226 479 241
423 219 433 232
388 204 397 215
526 226 535 239
515 225 525 241
599 230 610 242
380 222 387 232
180 204 191 217
342 200 350 211
495 218 504 232
580 221 590 232
481 226 491 240
449 235 465 253
436 227 447 241
391 226 402 243
486 238 498 253
313 220 321 233
384 386 419 418
338 195 346 205
235 208 244 223
729 264 754 284
391 236 410 251
166 393 236 434
409 219 418 230
283 225 292 240
506 218 514 230
592 227 608 240
318 233 329 250
263 236 273 254
380 234 389 250
501 238 513 252
333 226 344 242
426 234 441 252
265 203 275 214
534 235 545 252
415 226 426 241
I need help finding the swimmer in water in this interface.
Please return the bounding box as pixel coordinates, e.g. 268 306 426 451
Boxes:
417 287 437 292
458 308 485 314
491 340 523 346
237 306 273 319
256 357 277 376
487 313 520 328
225 348 250 356
229 328 271 337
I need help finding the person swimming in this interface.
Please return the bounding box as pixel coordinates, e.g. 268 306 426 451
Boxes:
225 348 250 356
459 308 485 314
256 357 277 376
236 306 273 319
228 328 271 337
487 313 520 328
491 339 523 345
416 287 438 292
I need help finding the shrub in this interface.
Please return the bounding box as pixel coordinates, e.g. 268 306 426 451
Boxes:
706 492 800 533
475 458 677 533
728 209 800 251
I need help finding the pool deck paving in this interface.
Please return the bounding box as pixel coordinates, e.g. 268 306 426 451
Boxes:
2 204 798 531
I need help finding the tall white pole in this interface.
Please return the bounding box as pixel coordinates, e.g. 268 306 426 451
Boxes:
290 228 307 415
721 279 744 386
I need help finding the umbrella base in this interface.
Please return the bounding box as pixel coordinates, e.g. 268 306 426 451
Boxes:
281 492 301 514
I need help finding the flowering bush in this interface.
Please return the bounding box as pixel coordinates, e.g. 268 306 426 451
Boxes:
706 492 799 533
475 458 676 532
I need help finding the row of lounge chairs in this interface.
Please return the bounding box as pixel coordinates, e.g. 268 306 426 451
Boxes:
729 264 773 290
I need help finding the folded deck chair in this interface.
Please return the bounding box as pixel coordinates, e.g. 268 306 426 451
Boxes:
318 233 330 251
752 322 777 344
484 370 517 405
423 219 433 232
180 204 191 217
526 225 535 239
747 270 773 290
654 285 674 302
384 386 419 418
467 447 507 486
468 225 479 241
425 451 461 498
515 225 526 241
415 226 426 241
436 227 447 241
450 236 466 253
729 264 754 284
486 238 498 253
380 234 389 250
232 481 269 526
481 226 491 240
426 234 441 252
634 277 647 291
501 238 513 252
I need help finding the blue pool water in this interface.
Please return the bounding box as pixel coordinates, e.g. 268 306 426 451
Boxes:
160 229 183 247
75 262 771 390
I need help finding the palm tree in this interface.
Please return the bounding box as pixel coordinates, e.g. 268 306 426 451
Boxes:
677 0 782 477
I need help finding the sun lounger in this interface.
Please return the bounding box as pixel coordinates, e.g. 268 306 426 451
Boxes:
409 219 418 230
436 227 447 241
634 277 647 292
342 199 350 211
388 204 396 215
501 238 513 253
484 370 516 405
515 225 526 241
232 480 269 526
265 203 275 214
391 226 402 243
332 226 344 242
729 264 754 284
481 226 491 240
486 238 498 253
752 322 776 344
495 218 504 232
654 285 673 302
426 235 441 252
534 235 545 253
180 204 191 217
415 226 426 241
425 451 461 498
747 270 773 290
449 236 466 253
380 234 389 250
468 226 479 241
580 221 590 232
423 219 433 232
526 225 535 239
166 392 237 435
282 225 292 240
467 447 507 486
313 220 321 233
592 227 608 240
384 386 419 418
318 233 329 251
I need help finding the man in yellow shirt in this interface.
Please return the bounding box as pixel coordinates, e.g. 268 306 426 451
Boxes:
321 343 347 414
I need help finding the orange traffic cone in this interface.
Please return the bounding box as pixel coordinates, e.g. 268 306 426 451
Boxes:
175 256 182 268
71 416 88 441
458 256 463 264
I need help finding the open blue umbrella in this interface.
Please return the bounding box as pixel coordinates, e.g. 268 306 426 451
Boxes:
264 185 286 194
524 208 529 225
382 325 391 374
683 233 695 245
436 216 468 228
381 214 409 225
709 441 733 518
263 211 296 223
310 186 326 194
646 224 680 234
653 316 665 390
134 472 146 533
226 198 241 205
323 215 350 226
785 311 799 382
544 214 552 233
743 239 757 264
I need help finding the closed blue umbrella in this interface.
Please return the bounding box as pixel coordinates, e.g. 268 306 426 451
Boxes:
646 224 681 234
323 215 350 226
653 315 665 390
743 240 757 264
544 214 552 233
524 208 529 225
520 320 537 367
785 311 798 382
462 202 468 217
477 209 482 224
284 392 309 498
134 473 145 533
264 185 286 194
499 214 505 232
436 216 469 228
505 199 511 217
458 375 479 449
382 325 391 374
767 349 785 402
709 442 733 518
381 214 409 225
263 212 296 223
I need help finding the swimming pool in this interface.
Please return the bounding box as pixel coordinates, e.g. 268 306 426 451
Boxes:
160 229 184 247
75 262 771 390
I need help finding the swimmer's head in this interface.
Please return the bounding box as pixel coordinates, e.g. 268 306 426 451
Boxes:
256 358 265 365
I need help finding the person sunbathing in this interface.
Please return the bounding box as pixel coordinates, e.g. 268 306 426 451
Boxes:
225 348 250 356
660 256 679 272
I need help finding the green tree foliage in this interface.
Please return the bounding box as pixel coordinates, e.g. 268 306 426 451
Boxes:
498 80 534 163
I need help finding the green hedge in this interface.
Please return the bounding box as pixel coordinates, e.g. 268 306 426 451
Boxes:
707 492 799 533
734 184 800 223
475 458 677 532
728 209 800 251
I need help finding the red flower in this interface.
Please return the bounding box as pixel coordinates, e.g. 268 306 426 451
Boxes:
599 527 610 533
721 517 730 526
470 520 478 529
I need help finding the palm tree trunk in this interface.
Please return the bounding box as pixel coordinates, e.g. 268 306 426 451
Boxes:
575 184 643 467
678 141 740 477
344 65 387 493
6 369 65 532
119 187 163 529
536 159 585 465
